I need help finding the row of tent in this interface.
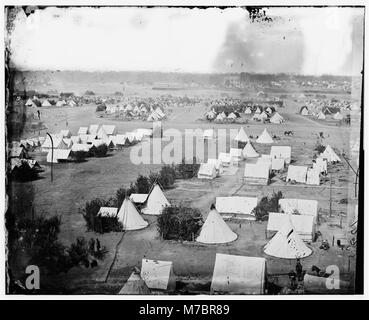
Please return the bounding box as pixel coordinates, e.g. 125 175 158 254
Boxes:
39 124 153 163
204 127 275 144
300 106 345 120
25 98 77 108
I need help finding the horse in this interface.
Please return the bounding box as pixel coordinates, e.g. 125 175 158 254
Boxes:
284 130 294 136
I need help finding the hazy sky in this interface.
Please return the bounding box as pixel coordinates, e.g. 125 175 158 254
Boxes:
8 6 364 75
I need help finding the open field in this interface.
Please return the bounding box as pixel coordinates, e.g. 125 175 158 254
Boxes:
8 87 359 294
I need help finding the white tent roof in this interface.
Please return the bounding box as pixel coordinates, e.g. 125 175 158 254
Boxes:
207 158 222 170
267 212 315 236
256 129 274 144
101 125 117 135
117 198 148 230
71 143 92 152
319 145 341 163
25 98 34 106
242 142 259 158
70 136 81 144
78 127 88 135
313 158 327 173
306 168 320 185
98 207 118 217
196 209 237 244
130 193 148 204
279 198 318 218
141 259 175 291
46 149 71 163
141 184 170 215
216 197 257 217
271 158 285 171
244 107 252 114
119 271 151 295
211 253 266 294
198 163 216 178
218 152 232 165
270 112 284 124
300 106 309 115
244 163 269 179
286 165 307 183
317 111 326 120
230 148 243 159
42 135 68 149
60 129 72 138
264 218 312 259
41 99 51 107
89 124 99 135
270 146 291 162
333 112 343 120
234 127 249 143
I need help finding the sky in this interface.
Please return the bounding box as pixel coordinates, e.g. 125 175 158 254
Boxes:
7 6 364 76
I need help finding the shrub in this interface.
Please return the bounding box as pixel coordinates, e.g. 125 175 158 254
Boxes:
175 157 200 179
72 150 88 162
157 205 203 241
96 104 106 112
158 165 176 189
82 198 122 233
135 175 151 194
90 144 108 157
85 90 95 96
252 191 283 221
314 144 325 154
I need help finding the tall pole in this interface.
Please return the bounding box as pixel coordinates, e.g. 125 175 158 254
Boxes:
46 132 53 182
329 173 332 217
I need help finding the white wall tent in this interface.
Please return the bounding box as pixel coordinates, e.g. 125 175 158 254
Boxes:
270 112 284 124
71 143 92 152
41 135 68 152
117 198 148 230
207 158 223 176
215 197 258 220
286 165 307 183
256 129 274 144
46 149 71 163
88 124 100 136
141 259 176 291
141 184 170 215
264 219 312 259
119 271 151 295
313 158 327 174
211 253 266 294
267 212 316 242
317 111 326 120
230 148 243 163
306 168 320 185
300 106 309 115
129 193 148 204
242 142 259 158
279 199 318 218
70 136 81 144
101 125 117 136
78 127 88 135
257 157 272 172
197 163 217 179
270 146 292 164
271 158 285 171
244 163 269 185
196 209 237 244
98 207 118 217
60 129 72 138
234 127 249 143
218 152 232 167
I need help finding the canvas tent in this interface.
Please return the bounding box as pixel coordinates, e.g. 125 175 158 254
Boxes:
41 99 51 107
270 146 292 164
140 259 176 291
264 219 312 259
244 107 252 114
319 145 341 163
279 198 318 218
270 112 284 124
333 112 343 120
244 163 269 185
130 193 148 204
256 129 274 144
242 142 259 158
78 127 88 135
317 111 326 120
300 106 309 115
207 158 223 176
46 149 71 163
101 125 117 136
230 148 243 163
313 158 327 174
197 163 217 179
216 197 257 220
271 158 285 171
196 209 237 244
117 198 148 230
267 212 315 242
210 253 266 295
41 136 68 152
218 152 232 167
141 184 170 215
306 168 320 185
71 143 92 152
88 124 99 136
119 271 151 295
286 165 307 184
234 127 249 143
25 98 34 106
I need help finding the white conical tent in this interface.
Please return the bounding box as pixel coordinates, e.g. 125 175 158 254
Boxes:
256 129 274 144
141 184 170 215
264 218 312 259
196 209 237 244
270 112 284 124
234 127 249 143
118 271 151 295
242 142 259 158
319 145 341 163
117 198 148 230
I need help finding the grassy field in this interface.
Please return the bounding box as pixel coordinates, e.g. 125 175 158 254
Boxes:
8 87 359 294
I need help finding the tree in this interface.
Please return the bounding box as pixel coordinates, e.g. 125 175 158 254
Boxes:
175 157 200 179
252 191 283 221
135 175 151 194
72 150 88 162
90 144 108 157
84 90 95 96
157 205 203 241
158 165 176 189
